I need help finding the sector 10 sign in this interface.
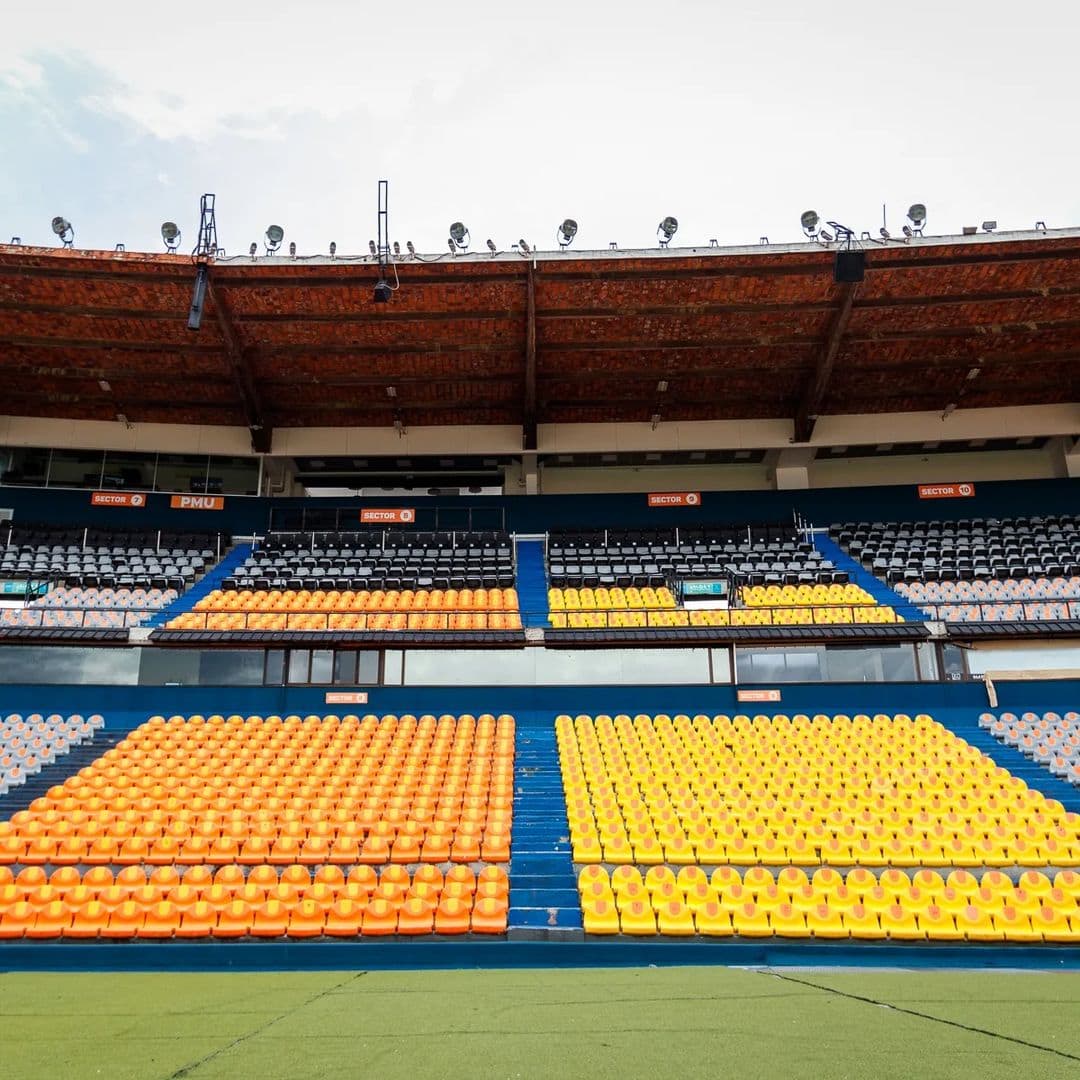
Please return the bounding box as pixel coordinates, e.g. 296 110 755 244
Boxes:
647 491 701 508
917 483 975 500
360 508 415 524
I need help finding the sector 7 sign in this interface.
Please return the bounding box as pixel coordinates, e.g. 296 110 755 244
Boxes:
90 492 146 508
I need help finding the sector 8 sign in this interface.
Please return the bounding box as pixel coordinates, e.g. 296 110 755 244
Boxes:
360 508 415 524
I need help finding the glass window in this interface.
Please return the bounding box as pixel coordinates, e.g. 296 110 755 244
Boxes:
333 651 358 685
1 447 49 487
264 649 286 685
710 648 733 684
941 644 967 681
207 456 259 496
310 650 334 684
966 643 1080 675
101 451 152 491
154 454 210 494
138 648 200 686
199 650 264 685
915 642 939 682
736 645 918 684
47 449 104 489
382 650 403 686
287 650 310 684
357 651 380 684
0 646 139 684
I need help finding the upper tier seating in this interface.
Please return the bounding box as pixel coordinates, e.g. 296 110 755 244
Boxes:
547 525 845 590
980 711 1080 787
1 712 103 796
546 525 899 627
831 516 1080 622
168 530 520 632
0 524 223 592
1 587 177 629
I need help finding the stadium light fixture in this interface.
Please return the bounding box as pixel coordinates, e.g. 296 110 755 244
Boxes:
557 218 578 248
51 216 74 247
907 203 926 236
800 210 819 239
1035 220 1047 232
386 385 397 398
902 225 913 238
486 238 497 254
819 228 835 243
289 241 296 257
264 225 284 254
369 240 377 256
248 242 257 258
373 279 392 303
657 216 678 247
982 220 997 232
160 221 181 252
449 221 470 251
9 237 20 244
393 241 400 256
406 240 415 256
329 241 337 257
519 239 531 254
447 239 456 253
879 227 891 240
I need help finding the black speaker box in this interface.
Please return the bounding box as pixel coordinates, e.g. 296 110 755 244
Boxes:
834 249 866 283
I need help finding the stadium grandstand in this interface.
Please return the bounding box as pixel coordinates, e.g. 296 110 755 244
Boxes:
1 222 1079 1074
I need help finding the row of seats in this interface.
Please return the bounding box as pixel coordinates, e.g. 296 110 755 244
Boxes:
1 713 102 795
0 864 509 938
1 714 514 865
906 601 1080 623
901 578 1080 602
980 711 1080 786
548 608 902 629
192 588 519 613
558 714 1079 867
167 612 522 632
579 865 1080 939
1 586 179 629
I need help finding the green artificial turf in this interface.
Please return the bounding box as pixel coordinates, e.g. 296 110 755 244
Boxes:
2 966 1079 1080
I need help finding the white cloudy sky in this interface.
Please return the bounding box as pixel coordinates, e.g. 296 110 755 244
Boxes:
2 0 1077 255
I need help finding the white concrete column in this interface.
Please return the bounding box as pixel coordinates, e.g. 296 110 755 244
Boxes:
773 446 816 490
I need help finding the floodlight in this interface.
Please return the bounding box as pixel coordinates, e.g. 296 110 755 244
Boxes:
800 210 819 237
288 241 296 257
449 221 470 250
902 225 913 238
657 216 678 245
369 240 377 255
51 216 74 246
264 225 284 254
248 242 257 257
982 220 997 232
406 240 415 256
329 241 337 256
819 228 835 242
519 239 531 254
879 227 891 240
557 218 578 247
373 279 392 303
907 203 926 228
486 238 496 253
160 221 181 252
393 241 400 256
447 238 456 253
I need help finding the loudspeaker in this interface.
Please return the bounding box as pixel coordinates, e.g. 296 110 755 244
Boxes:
833 248 868 282
834 249 865 283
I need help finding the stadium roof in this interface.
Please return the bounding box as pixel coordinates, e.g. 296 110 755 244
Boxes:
1 228 1079 453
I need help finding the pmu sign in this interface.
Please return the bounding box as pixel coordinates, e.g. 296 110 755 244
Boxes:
647 492 701 508
360 508 415 524
170 495 225 510
917 483 975 500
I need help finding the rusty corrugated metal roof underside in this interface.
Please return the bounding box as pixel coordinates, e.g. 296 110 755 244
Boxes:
0 233 1078 450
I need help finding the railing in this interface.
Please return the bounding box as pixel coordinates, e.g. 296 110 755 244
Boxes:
0 606 164 629
912 600 1080 622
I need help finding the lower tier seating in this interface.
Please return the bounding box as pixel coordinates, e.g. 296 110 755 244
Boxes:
0 863 508 938
168 588 521 632
980 711 1080 786
1 587 177 629
579 864 1080 940
897 578 1080 622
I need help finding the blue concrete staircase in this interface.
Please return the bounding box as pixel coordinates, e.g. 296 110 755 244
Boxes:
813 532 925 621
0 730 124 820
943 711 1080 815
509 718 582 939
147 543 252 628
514 538 551 629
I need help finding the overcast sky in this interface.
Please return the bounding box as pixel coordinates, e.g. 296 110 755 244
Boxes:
2 1 1077 256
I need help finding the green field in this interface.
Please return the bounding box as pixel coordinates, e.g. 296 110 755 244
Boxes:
2 966 1079 1079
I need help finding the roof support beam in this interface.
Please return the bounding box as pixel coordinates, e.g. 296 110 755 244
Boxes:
523 263 537 451
206 278 272 454
793 283 858 444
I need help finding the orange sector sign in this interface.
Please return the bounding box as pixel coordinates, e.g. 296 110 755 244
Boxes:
90 491 146 508
917 483 976 500
360 508 415 524
647 492 701 508
325 691 368 705
737 689 782 703
170 495 225 511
